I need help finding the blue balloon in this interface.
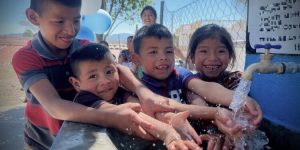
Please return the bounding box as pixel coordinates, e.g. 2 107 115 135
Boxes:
82 9 112 34
76 25 95 42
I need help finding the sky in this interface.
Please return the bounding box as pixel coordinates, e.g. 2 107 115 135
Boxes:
0 0 195 35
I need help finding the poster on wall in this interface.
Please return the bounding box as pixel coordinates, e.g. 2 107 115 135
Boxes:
247 0 300 54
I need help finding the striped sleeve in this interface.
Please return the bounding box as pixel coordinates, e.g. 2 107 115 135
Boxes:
12 44 47 92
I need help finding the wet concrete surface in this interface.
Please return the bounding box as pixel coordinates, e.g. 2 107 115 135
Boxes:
0 106 25 150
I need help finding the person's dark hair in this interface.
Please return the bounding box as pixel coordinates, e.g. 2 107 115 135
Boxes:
99 40 109 48
30 0 82 14
127 36 133 42
70 43 113 77
140 5 157 20
186 24 236 68
133 24 172 54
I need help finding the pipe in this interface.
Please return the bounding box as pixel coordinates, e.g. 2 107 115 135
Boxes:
243 53 300 81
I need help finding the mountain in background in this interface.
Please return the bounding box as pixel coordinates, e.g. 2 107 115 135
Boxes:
106 33 133 44
0 33 23 37
1 32 133 45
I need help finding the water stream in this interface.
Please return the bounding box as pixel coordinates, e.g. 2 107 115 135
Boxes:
229 79 269 150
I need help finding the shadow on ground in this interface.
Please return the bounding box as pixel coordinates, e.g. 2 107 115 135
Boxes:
0 106 25 150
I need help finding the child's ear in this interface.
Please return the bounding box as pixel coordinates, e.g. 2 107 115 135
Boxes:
69 77 81 92
131 53 140 66
26 8 39 26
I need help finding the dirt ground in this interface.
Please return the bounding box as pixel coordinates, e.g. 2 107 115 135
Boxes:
0 36 28 149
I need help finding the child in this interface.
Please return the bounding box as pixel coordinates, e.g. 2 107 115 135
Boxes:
186 24 241 90
186 24 268 148
12 0 174 149
118 36 134 69
132 24 262 140
69 43 201 150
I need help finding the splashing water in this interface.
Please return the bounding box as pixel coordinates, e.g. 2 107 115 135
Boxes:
229 79 269 150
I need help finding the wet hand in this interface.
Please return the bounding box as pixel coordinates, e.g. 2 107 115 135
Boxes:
139 92 175 117
244 97 262 127
167 140 202 150
170 111 201 144
199 134 224 150
214 107 242 136
110 103 155 140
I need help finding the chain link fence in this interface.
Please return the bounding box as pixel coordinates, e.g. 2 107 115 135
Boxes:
163 0 247 71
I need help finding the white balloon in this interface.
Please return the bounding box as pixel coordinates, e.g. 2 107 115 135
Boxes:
81 0 101 15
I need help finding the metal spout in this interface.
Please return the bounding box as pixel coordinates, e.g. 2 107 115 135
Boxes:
243 44 300 80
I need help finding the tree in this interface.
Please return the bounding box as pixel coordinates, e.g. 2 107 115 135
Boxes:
19 20 38 33
22 29 34 37
98 0 153 41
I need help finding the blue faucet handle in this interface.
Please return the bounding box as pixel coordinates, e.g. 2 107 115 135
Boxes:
254 43 282 49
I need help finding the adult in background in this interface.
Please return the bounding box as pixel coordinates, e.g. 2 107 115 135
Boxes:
140 5 186 62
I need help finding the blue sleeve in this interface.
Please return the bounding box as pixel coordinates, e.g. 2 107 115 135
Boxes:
175 67 197 87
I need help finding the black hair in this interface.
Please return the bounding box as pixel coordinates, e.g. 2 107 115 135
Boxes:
127 36 133 42
30 0 81 14
70 43 114 77
186 24 236 68
99 40 109 47
133 24 172 54
140 5 157 20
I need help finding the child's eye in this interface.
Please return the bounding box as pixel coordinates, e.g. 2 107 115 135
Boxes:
166 48 174 53
106 69 115 75
106 70 112 74
218 48 227 53
149 50 157 54
198 49 207 53
74 19 80 24
88 74 96 79
54 20 64 24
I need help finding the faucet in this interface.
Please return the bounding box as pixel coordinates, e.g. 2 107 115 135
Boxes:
243 43 300 80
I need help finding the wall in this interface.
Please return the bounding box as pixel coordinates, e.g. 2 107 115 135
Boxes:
245 54 300 132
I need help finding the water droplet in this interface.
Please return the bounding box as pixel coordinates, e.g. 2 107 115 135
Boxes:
152 143 156 147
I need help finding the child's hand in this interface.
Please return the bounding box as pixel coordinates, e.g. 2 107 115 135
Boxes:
214 107 242 137
167 139 202 150
243 97 262 127
169 111 201 144
108 103 155 140
139 92 175 117
199 134 224 150
164 128 201 150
